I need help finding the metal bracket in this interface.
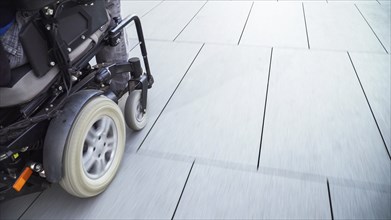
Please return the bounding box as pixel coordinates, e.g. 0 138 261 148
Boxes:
128 75 148 112
109 15 154 88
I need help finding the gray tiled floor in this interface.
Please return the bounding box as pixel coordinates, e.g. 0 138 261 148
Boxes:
355 2 391 52
260 48 390 185
349 52 391 154
240 2 308 49
140 44 271 166
120 41 203 154
175 164 331 219
121 1 163 49
134 1 206 41
20 155 192 219
175 1 252 44
1 1 390 219
121 1 162 18
330 183 391 219
304 2 386 52
0 193 40 220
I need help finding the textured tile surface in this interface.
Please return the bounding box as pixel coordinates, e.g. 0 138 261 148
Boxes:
2 1 391 219
330 183 391 219
356 2 391 52
20 155 191 219
304 3 385 52
240 2 308 49
175 1 252 44
0 193 40 220
121 1 162 49
121 1 162 18
260 49 391 185
328 0 379 3
349 52 391 155
138 1 206 41
120 41 203 154
174 164 331 219
140 44 271 166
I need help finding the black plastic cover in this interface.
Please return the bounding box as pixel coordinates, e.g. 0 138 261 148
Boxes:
57 0 108 50
19 20 51 78
19 1 108 77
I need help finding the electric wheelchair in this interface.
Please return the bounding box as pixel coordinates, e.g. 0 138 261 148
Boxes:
0 0 154 201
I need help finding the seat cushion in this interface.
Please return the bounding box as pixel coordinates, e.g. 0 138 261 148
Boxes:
0 66 59 107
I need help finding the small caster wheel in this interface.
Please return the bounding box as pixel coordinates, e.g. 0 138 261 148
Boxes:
125 90 148 131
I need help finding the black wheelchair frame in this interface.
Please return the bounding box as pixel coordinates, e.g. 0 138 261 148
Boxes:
0 0 154 201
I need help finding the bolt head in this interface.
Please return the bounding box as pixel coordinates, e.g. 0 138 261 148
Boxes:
45 8 54 16
35 164 42 170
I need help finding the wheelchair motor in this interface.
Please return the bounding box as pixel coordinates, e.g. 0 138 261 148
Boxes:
0 0 154 201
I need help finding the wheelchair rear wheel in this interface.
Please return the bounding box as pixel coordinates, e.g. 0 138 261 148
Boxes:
59 96 126 198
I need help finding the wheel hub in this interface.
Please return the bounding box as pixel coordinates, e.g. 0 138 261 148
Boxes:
136 103 145 122
82 116 118 179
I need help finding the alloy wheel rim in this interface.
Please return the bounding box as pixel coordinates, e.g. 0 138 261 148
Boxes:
82 116 118 179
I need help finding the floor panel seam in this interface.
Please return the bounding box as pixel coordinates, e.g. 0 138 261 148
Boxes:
327 179 335 220
17 191 43 220
347 52 391 160
257 47 273 170
136 43 205 152
302 2 311 50
354 4 389 54
142 1 164 18
237 1 254 45
171 160 195 220
173 1 208 42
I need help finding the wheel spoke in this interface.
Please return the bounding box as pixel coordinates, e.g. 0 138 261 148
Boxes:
103 119 114 135
102 144 114 160
82 115 119 179
83 146 94 158
95 117 109 136
101 157 109 169
96 157 106 173
83 154 95 172
86 131 96 145
105 137 116 146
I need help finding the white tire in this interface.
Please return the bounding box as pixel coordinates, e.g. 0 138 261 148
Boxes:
60 96 126 198
124 90 148 131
